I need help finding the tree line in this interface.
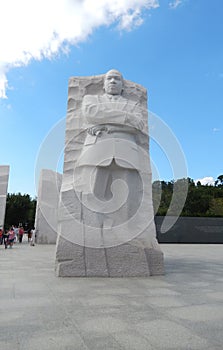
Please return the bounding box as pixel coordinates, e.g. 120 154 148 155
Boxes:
4 193 36 230
153 175 223 217
4 175 223 229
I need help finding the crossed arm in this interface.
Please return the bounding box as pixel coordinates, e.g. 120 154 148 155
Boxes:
82 95 145 135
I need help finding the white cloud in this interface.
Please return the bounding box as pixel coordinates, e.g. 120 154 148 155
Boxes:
195 177 215 186
169 0 183 9
213 128 221 133
0 68 8 99
0 0 159 98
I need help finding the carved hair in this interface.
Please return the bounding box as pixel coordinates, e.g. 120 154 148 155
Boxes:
104 69 123 81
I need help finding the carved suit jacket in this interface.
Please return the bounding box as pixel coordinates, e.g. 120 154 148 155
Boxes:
76 94 148 171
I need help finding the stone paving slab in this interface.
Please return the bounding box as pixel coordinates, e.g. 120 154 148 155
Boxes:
0 241 223 350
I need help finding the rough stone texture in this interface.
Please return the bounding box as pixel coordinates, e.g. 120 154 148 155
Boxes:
55 70 164 276
35 169 62 244
0 165 10 228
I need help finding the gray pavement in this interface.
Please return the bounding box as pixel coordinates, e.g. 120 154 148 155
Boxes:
1 240 223 350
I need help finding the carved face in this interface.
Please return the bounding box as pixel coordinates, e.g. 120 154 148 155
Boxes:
104 70 123 95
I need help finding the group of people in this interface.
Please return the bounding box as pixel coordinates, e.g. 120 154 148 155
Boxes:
0 226 35 249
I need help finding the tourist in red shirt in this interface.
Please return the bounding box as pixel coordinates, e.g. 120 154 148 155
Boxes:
18 226 24 243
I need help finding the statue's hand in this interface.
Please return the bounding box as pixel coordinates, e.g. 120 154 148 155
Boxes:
126 114 144 130
87 125 108 136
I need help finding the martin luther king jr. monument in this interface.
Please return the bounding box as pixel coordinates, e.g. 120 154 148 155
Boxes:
55 69 164 276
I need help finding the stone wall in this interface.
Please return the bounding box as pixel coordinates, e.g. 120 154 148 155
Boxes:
156 216 223 243
35 169 62 244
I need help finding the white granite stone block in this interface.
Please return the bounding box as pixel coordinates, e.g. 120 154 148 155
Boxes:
35 169 62 244
0 165 10 228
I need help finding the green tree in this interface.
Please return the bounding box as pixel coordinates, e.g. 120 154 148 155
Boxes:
208 198 223 216
4 193 36 230
153 180 173 216
215 175 223 187
152 180 162 215
153 177 223 217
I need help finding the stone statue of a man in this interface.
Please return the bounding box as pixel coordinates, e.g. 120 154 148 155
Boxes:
55 69 164 277
75 70 148 199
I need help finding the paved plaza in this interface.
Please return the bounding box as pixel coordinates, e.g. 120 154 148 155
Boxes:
1 241 223 350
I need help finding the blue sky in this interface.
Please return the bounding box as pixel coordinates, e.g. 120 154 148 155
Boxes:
0 0 222 197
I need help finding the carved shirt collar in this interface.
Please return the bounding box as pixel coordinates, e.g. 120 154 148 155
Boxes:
105 93 122 101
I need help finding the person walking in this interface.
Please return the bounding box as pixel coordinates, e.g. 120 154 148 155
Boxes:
27 229 32 243
30 228 35 246
13 226 19 243
3 230 9 249
18 226 24 243
8 227 15 248
0 228 3 245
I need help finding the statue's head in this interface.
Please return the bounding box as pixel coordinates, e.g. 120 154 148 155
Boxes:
104 69 124 95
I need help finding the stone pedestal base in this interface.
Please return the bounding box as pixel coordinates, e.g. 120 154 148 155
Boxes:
55 236 164 277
